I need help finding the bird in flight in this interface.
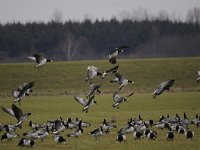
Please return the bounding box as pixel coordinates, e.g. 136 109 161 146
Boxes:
26 54 53 70
152 79 175 99
108 46 129 64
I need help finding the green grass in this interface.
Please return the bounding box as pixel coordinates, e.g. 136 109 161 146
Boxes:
0 92 200 150
0 57 200 150
0 57 200 96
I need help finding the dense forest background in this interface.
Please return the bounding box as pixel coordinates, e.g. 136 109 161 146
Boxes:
0 7 200 62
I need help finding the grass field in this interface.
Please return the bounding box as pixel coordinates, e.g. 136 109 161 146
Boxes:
0 57 200 150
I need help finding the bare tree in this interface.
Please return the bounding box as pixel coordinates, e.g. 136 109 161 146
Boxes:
131 8 152 21
58 32 80 61
51 9 63 23
117 10 131 21
186 7 200 24
157 10 169 21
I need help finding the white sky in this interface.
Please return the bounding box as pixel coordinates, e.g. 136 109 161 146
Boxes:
0 0 200 23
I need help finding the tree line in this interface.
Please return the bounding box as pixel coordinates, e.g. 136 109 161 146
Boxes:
0 9 200 62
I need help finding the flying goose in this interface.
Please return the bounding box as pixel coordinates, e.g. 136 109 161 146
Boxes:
1 104 33 127
110 73 134 90
12 82 35 105
74 95 97 113
86 65 119 84
87 84 103 98
108 46 129 64
27 54 53 69
112 91 134 108
196 71 200 82
152 79 175 99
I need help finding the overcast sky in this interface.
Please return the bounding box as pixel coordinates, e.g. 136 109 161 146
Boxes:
0 0 200 23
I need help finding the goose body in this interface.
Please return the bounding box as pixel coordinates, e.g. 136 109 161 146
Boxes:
116 133 126 142
74 95 97 113
67 120 83 138
185 130 194 139
108 46 129 64
152 79 175 99
1 104 32 127
88 126 103 139
167 130 174 141
27 54 52 69
87 84 102 98
133 131 143 139
54 134 66 144
12 82 35 105
111 73 134 90
112 91 134 108
18 138 35 148
86 65 119 83
1 132 19 141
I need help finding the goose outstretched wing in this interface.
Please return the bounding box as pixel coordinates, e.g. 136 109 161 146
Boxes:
74 96 88 106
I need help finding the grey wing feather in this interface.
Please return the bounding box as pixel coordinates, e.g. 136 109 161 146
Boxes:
26 56 36 61
1 106 15 117
12 104 23 120
74 96 87 106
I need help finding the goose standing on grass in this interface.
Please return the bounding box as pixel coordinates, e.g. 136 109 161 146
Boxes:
108 46 129 64
54 134 66 144
185 130 194 139
112 91 134 108
67 120 83 138
1 132 19 142
110 73 134 90
152 79 175 99
74 95 97 113
26 54 53 69
18 138 35 148
101 119 117 133
52 120 65 134
116 133 126 142
12 82 35 105
196 71 200 82
167 129 174 141
88 126 103 139
133 131 143 140
1 104 33 127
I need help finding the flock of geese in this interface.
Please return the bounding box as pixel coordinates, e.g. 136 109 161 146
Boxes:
0 46 200 148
